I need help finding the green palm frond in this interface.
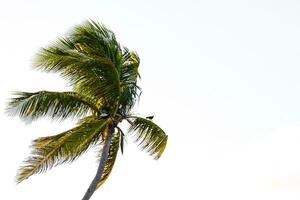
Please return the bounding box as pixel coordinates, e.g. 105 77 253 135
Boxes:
33 21 121 106
128 117 168 159
96 130 120 189
6 91 98 122
34 20 121 71
34 48 121 105
70 20 122 69
34 43 115 75
119 50 141 113
71 60 120 108
17 117 110 183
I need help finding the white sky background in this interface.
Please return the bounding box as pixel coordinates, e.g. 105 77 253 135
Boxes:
1 0 300 199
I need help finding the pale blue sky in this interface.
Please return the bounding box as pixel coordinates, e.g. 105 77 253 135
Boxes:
1 0 300 199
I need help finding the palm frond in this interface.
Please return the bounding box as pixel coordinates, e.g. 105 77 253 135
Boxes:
34 20 121 71
6 91 98 122
16 116 110 183
119 50 141 113
128 117 168 159
71 60 120 108
34 47 121 105
34 43 115 74
96 131 120 189
33 21 121 106
70 20 122 69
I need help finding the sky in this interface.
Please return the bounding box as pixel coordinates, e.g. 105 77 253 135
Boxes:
1 0 300 199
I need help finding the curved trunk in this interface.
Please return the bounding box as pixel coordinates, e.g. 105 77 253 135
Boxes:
81 124 115 200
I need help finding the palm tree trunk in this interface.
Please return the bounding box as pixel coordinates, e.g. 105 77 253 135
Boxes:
81 124 115 200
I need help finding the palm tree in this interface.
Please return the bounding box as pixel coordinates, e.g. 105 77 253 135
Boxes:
6 20 168 200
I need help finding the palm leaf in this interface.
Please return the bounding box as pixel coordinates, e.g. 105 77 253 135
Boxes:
96 130 120 189
128 117 168 159
34 45 115 76
6 91 98 122
119 50 141 113
16 116 110 183
34 48 121 105
33 21 121 107
71 59 120 108
70 20 122 69
34 20 121 72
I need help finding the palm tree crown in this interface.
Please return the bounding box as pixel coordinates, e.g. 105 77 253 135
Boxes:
6 20 168 200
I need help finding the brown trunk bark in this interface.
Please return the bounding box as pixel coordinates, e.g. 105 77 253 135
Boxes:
81 124 114 200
